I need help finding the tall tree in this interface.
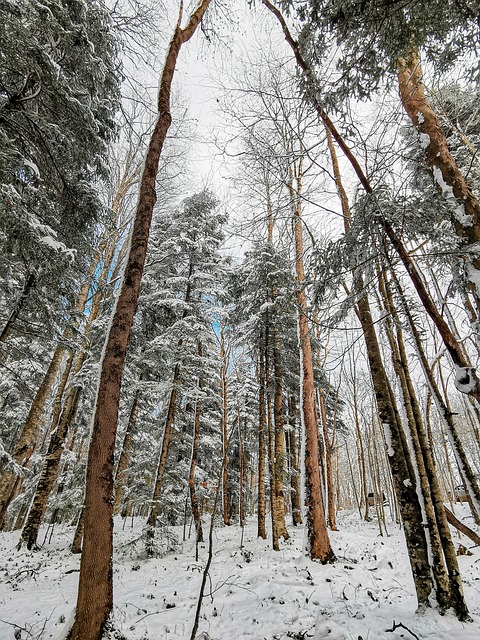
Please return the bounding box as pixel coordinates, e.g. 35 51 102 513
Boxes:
68 2 212 638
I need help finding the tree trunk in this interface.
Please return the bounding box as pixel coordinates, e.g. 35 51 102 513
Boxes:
397 49 480 315
0 271 35 347
71 508 84 554
263 0 480 405
271 326 289 540
188 343 203 543
318 389 337 530
394 274 480 516
289 158 334 563
257 347 267 539
379 268 469 618
220 326 229 526
146 366 179 540
0 345 65 525
68 4 212 637
444 506 480 546
114 390 141 513
18 382 83 550
288 394 302 526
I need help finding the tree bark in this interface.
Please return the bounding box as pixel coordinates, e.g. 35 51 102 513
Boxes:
220 326 229 526
318 389 337 530
289 158 334 562
0 345 65 525
272 326 289 540
288 394 302 526
0 271 35 346
146 366 179 540
257 347 267 539
188 343 203 543
397 49 480 315
18 352 84 550
392 274 480 517
68 3 212 637
113 390 141 513
379 268 469 618
71 507 84 554
444 506 480 546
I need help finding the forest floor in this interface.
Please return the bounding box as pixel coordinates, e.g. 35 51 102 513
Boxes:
0 508 479 640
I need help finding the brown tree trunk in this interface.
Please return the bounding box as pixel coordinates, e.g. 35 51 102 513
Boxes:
379 268 469 618
355 287 433 606
68 4 212 637
272 326 289 540
288 394 302 526
265 329 279 549
18 220 123 550
444 506 480 546
188 343 203 543
146 366 179 541
318 389 337 530
18 344 86 550
71 507 84 554
393 274 480 516
219 326 230 526
289 158 334 563
0 271 35 347
0 212 121 526
257 346 267 539
113 390 141 513
397 49 480 315
0 345 65 525
352 375 369 521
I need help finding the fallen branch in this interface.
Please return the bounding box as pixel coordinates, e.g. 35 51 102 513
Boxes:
386 621 419 640
445 506 480 546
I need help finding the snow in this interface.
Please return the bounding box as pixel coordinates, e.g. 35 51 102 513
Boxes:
419 132 430 149
416 112 425 125
1 509 479 640
431 166 473 227
39 236 76 261
454 366 477 394
382 423 395 457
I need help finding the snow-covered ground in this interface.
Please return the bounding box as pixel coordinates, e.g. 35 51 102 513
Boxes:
0 509 479 639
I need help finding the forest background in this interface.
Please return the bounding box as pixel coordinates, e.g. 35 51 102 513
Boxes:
1 0 480 638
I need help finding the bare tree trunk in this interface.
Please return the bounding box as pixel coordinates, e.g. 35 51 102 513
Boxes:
0 345 65 525
146 367 179 542
188 343 203 543
272 326 289 540
220 325 229 526
0 271 35 347
257 346 267 539
444 506 480 546
68 4 212 637
325 108 433 605
265 328 279 550
318 389 337 530
289 159 334 563
71 507 84 554
379 268 469 618
113 390 141 513
394 274 480 516
397 49 480 315
288 394 302 526
18 354 85 550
